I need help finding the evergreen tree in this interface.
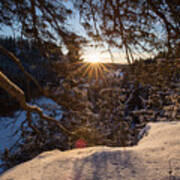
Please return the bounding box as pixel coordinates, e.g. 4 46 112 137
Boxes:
0 0 85 62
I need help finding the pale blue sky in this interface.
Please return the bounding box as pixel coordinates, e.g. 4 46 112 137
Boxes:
0 1 155 63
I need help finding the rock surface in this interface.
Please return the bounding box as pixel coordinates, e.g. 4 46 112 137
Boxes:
1 122 180 180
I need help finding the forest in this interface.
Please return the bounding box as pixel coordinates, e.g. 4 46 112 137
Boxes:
0 0 179 176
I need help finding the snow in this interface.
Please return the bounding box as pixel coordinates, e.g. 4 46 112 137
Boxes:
114 69 124 78
0 97 62 151
1 121 180 180
107 69 124 79
31 97 63 120
0 97 63 173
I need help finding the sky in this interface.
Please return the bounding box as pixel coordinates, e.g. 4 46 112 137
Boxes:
62 0 154 63
0 0 153 64
63 1 127 63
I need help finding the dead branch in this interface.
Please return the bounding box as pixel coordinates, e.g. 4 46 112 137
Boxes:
0 71 75 136
0 45 48 96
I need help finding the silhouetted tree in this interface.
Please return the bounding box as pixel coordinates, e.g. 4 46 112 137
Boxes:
0 0 86 61
0 0 81 144
75 0 180 63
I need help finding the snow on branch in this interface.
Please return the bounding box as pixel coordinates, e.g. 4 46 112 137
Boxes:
0 68 74 137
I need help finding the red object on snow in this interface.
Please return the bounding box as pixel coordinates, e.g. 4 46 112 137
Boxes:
75 138 87 148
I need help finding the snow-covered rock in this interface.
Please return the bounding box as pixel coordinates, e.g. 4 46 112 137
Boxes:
1 121 180 180
107 68 124 79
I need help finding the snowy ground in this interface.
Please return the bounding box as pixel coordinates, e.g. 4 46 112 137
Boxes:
0 97 63 173
1 121 180 180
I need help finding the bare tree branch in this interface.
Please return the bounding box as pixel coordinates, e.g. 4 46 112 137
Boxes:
0 45 47 95
0 70 75 136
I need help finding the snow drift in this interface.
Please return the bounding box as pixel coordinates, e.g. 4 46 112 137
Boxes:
1 122 180 180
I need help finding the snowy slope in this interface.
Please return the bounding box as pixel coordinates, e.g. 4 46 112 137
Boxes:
1 121 180 180
0 97 62 173
0 97 62 152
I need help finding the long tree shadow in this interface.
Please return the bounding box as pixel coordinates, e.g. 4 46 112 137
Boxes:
161 176 180 180
72 147 146 180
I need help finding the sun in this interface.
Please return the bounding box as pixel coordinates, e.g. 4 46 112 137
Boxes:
87 56 101 63
83 53 102 63
70 50 113 81
71 59 112 82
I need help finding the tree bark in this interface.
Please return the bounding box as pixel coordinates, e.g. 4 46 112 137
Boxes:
0 70 74 136
0 45 47 96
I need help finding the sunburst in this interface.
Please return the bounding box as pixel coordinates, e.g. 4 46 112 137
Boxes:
63 50 115 83
69 61 113 84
